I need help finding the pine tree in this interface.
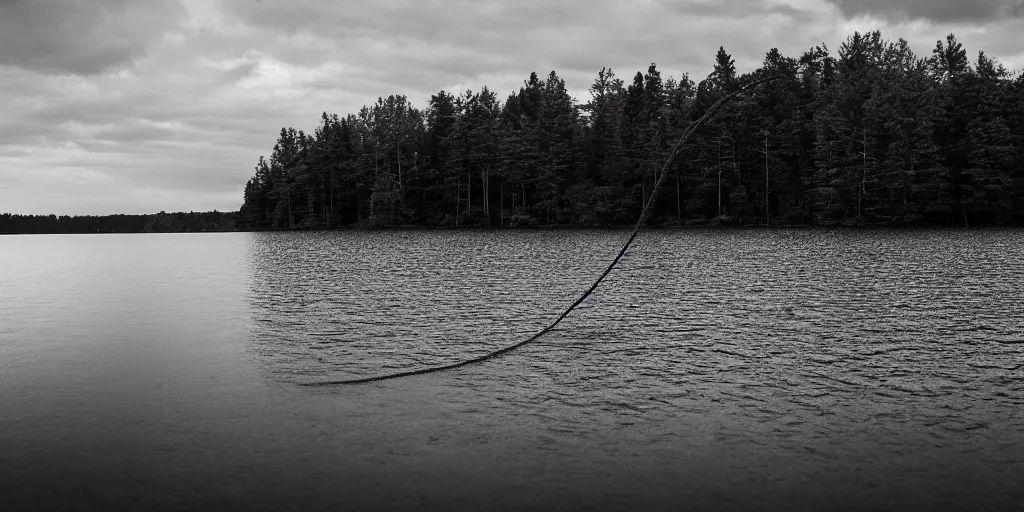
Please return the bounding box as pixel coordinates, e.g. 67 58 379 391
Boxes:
962 52 1017 224
235 29 1024 230
532 71 577 224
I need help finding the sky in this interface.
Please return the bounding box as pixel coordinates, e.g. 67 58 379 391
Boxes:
1 0 1023 216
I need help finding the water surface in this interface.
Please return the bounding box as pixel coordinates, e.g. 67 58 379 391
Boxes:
1 229 1022 511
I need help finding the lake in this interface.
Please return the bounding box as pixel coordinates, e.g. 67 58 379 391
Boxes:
1 229 1022 511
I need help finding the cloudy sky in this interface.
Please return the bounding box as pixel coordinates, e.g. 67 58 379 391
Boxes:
2 0 1022 216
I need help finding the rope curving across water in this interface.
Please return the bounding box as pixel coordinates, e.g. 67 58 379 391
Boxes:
304 74 782 386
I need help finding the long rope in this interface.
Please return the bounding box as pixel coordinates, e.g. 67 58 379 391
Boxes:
305 74 781 386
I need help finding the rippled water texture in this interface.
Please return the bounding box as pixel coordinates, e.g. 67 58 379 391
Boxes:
2 229 1023 511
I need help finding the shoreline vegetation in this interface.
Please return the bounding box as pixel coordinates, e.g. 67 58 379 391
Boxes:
0 211 237 235
4 31 1022 235
238 30 1024 231
5 216 1009 235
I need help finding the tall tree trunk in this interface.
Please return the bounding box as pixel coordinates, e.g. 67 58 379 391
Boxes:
859 121 866 223
717 140 723 218
484 166 491 228
676 171 682 221
287 193 293 229
765 135 770 226
718 168 722 218
396 140 403 207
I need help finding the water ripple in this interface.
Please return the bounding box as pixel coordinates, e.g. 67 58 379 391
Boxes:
245 228 1024 473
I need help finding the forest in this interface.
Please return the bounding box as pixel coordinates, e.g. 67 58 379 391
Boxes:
0 211 237 235
238 30 1024 230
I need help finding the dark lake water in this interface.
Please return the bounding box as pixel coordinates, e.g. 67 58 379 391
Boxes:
1 229 1022 511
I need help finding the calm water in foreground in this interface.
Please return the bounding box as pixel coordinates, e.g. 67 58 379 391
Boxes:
1 229 1022 511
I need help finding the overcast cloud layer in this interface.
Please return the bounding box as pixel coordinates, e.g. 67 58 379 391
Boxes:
2 0 1023 215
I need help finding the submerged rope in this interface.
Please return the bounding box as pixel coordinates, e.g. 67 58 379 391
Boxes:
305 74 781 386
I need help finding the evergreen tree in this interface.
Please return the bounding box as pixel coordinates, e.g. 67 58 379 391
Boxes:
233 29 1024 230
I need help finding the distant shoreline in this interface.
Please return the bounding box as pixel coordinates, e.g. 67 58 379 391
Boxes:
4 213 1015 236
0 211 238 235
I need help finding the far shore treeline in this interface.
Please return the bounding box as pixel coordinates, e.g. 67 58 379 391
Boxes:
0 211 237 235
238 30 1024 230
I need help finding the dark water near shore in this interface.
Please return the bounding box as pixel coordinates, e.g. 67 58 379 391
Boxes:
2 229 1023 511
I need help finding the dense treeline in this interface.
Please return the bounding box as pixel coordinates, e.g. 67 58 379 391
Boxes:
240 31 1024 229
0 211 237 234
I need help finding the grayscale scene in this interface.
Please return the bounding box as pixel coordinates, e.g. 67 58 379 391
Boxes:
2 0 1023 511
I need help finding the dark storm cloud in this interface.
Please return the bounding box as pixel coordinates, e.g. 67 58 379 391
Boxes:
825 0 1024 23
0 0 186 74
0 0 860 215
2 0 1023 215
